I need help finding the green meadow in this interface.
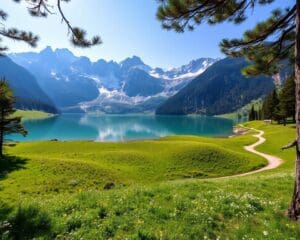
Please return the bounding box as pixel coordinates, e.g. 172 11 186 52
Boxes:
12 110 54 121
0 121 299 239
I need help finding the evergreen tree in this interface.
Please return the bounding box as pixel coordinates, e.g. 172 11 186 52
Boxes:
279 76 296 122
0 79 27 157
156 0 300 220
262 94 272 120
262 89 281 122
258 107 263 120
248 105 256 121
271 89 281 122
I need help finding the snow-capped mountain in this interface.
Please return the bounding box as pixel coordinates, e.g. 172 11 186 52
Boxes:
149 58 216 80
9 47 217 113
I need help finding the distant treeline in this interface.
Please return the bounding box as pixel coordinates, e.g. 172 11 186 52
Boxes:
248 76 295 124
15 97 58 114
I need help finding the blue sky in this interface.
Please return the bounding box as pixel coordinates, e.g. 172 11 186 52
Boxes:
1 0 294 68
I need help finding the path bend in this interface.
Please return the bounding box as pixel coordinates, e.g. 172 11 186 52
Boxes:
228 127 283 178
169 127 283 184
208 127 283 180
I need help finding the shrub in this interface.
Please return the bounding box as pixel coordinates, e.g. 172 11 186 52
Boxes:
98 206 108 219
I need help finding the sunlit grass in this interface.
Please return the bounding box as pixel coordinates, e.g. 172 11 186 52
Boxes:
0 121 299 239
0 134 265 202
12 110 54 120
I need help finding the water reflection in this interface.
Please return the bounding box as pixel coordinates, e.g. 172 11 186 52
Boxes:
10 114 233 142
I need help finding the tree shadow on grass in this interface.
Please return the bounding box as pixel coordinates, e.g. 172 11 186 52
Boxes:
0 155 27 180
0 202 54 240
0 154 53 239
0 201 12 221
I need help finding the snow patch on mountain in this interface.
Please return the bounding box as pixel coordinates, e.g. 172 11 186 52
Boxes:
149 58 216 81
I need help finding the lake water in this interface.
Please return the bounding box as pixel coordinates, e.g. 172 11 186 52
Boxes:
10 114 234 142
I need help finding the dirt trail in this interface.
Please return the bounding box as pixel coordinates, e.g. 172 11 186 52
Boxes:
169 127 283 183
222 128 283 179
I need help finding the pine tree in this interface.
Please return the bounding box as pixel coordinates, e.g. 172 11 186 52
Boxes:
258 107 263 120
262 94 271 120
156 0 300 220
280 76 296 122
0 79 27 157
270 89 281 122
262 89 282 121
248 105 256 121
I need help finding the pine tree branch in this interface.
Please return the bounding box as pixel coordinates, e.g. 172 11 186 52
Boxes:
221 6 296 51
0 9 7 21
0 28 38 47
282 139 297 150
273 25 295 53
57 0 102 47
27 0 54 17
57 0 74 35
162 0 211 20
158 0 276 31
0 0 101 54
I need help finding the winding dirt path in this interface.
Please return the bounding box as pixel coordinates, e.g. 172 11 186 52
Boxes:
223 127 283 178
169 127 283 184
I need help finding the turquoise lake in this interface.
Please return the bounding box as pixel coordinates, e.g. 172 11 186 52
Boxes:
10 114 234 142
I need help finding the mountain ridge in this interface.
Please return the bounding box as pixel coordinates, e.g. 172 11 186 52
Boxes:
0 56 57 113
156 57 275 116
9 47 217 113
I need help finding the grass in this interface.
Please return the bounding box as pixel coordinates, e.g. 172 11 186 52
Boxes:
216 112 238 120
0 134 265 202
12 110 54 121
0 121 299 239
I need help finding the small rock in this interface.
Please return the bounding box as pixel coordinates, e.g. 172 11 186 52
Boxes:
103 182 115 190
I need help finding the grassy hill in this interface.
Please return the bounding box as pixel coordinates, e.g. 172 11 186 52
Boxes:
0 122 299 239
13 110 54 121
1 135 265 201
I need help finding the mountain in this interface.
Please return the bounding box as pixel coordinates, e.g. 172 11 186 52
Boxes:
9 47 99 108
149 58 216 80
120 56 151 73
0 56 57 113
123 69 164 97
156 57 275 116
9 47 217 113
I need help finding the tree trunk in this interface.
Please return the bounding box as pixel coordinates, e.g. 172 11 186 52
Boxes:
0 116 3 157
0 108 3 157
288 0 300 220
0 133 2 157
